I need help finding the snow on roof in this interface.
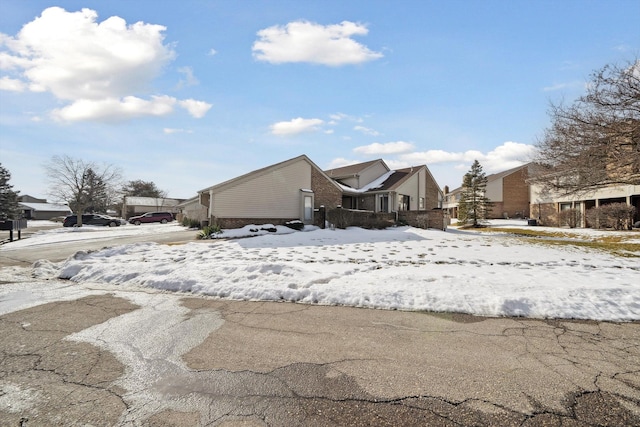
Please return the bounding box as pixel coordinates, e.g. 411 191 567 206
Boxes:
339 170 396 193
124 197 181 206
18 202 71 212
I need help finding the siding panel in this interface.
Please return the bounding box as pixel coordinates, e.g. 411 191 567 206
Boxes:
213 160 311 218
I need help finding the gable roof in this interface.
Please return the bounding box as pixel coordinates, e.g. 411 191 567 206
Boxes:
485 163 530 183
19 202 71 212
448 163 531 193
324 159 388 179
338 165 437 194
198 154 343 194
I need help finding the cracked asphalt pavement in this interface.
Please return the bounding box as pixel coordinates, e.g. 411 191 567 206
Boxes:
1 228 639 426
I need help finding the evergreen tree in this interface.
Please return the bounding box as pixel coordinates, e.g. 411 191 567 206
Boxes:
457 160 493 227
0 163 21 219
122 180 164 198
82 168 109 213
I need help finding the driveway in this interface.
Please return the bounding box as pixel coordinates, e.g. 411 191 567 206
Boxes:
0 226 638 426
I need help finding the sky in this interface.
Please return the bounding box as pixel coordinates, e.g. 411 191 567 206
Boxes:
1 1 638 200
1 220 638 321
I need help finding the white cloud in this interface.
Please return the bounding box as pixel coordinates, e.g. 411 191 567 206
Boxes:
397 141 536 172
0 76 25 91
51 95 176 122
270 117 324 135
176 66 199 88
326 157 358 169
329 112 364 124
208 48 218 56
0 7 210 122
178 99 212 118
252 20 383 66
354 141 414 155
164 128 193 134
353 125 380 136
482 141 537 172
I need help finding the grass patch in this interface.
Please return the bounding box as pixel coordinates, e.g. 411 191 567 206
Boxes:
474 227 640 258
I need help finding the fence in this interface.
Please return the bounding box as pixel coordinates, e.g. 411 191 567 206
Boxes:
326 207 447 230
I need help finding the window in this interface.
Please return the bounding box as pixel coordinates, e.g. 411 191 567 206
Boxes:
300 190 314 224
378 194 389 212
304 196 313 221
398 195 410 211
419 197 425 210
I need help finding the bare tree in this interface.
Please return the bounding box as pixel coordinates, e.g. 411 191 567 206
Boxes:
44 155 122 226
532 58 640 194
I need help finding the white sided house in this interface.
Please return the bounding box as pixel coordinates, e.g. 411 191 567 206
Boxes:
197 155 343 229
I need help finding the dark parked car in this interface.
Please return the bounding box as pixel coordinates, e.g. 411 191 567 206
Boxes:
63 214 122 227
128 211 174 225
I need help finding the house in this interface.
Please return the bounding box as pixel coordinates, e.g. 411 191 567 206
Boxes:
122 196 183 219
195 155 444 229
443 163 531 220
324 159 443 213
197 155 343 229
530 183 640 227
175 196 208 224
17 195 72 220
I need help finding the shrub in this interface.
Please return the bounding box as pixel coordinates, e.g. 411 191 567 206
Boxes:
559 208 581 228
181 217 201 229
587 203 636 230
197 224 222 239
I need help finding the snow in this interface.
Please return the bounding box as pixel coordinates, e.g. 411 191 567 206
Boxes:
1 220 639 321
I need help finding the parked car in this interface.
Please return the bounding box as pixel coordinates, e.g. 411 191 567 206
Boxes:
63 214 122 227
128 211 174 225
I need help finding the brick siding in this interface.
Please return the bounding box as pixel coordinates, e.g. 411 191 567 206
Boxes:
311 167 342 209
501 168 530 218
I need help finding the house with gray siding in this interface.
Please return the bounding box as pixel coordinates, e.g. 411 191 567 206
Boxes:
197 155 343 228
17 195 72 220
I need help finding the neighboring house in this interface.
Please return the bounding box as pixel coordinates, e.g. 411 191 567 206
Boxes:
17 195 72 220
442 186 463 220
530 183 640 227
198 155 343 229
122 196 183 219
443 163 531 220
175 196 208 223
324 159 443 213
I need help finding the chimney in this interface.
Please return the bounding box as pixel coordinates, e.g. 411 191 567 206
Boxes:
444 185 449 194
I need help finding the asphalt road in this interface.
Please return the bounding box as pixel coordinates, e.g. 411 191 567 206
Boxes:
0 225 639 426
0 222 199 267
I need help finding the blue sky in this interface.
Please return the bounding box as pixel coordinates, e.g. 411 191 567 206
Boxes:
1 1 638 200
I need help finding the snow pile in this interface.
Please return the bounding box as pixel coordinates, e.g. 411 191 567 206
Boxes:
36 224 639 321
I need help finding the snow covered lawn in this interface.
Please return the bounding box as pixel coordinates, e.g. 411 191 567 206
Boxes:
3 220 639 321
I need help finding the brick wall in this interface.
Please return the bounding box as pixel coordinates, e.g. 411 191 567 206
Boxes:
311 167 342 209
501 168 530 218
399 209 447 230
531 202 558 226
326 208 395 229
425 172 442 210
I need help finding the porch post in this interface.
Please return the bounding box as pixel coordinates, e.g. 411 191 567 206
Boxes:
209 189 215 224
